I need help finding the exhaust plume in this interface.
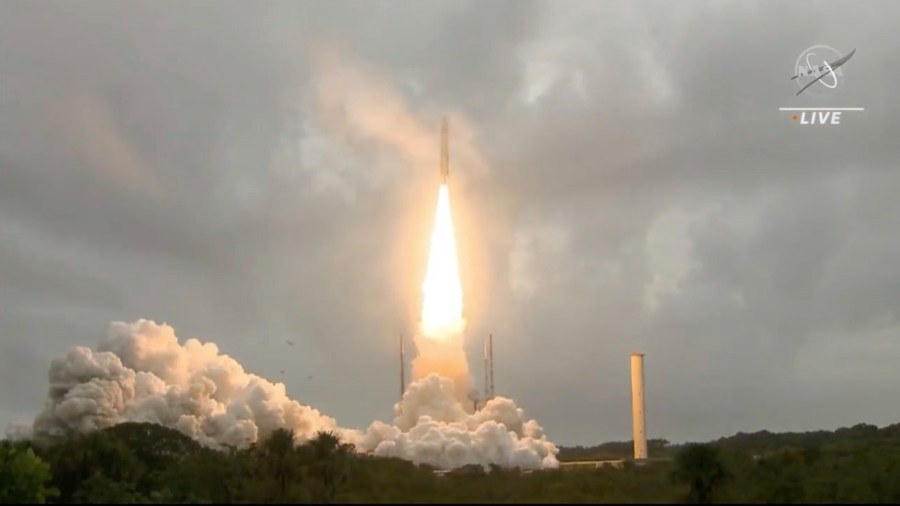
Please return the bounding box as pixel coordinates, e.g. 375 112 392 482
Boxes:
420 184 465 341
27 319 341 448
15 319 558 470
411 333 471 409
359 374 559 470
308 46 558 469
412 182 471 403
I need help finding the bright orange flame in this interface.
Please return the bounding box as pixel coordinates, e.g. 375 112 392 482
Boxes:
420 184 464 340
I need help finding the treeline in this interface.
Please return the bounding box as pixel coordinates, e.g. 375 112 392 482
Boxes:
2 421 900 503
558 438 673 461
557 422 900 461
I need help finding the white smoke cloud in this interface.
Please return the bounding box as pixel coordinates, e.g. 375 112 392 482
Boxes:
359 374 559 470
411 334 472 407
18 320 557 471
29 319 340 448
4 423 32 442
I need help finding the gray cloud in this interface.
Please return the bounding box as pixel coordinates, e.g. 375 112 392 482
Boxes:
2 0 899 445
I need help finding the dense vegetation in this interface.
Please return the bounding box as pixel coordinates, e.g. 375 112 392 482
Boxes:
2 421 899 503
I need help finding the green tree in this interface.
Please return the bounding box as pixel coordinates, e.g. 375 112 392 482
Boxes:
671 443 729 504
307 431 354 503
261 428 298 501
0 442 58 504
71 472 178 504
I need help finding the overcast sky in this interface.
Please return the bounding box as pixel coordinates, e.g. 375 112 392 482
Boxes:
2 0 899 446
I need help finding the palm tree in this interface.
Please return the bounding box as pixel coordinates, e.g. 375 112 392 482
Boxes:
670 443 729 504
307 431 354 503
262 428 297 500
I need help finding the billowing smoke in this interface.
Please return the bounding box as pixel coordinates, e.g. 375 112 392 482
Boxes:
411 333 471 407
16 319 558 470
27 319 341 448
359 374 558 470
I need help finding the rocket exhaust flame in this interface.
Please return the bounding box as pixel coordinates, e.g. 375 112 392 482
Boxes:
410 122 470 403
420 183 464 340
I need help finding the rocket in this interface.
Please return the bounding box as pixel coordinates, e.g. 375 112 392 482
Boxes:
440 117 449 184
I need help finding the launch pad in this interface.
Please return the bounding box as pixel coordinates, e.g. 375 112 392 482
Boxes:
399 332 495 411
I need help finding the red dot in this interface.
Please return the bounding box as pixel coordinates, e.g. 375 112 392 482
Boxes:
792 115 798 121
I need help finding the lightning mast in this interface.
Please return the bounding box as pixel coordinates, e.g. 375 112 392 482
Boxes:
400 334 405 400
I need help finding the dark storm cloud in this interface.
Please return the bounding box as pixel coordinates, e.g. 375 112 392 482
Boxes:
2 0 899 445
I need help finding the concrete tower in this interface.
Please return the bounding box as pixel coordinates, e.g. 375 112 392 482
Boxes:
631 353 647 460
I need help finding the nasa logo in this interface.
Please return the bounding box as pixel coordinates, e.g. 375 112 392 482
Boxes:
779 45 863 126
792 45 854 97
